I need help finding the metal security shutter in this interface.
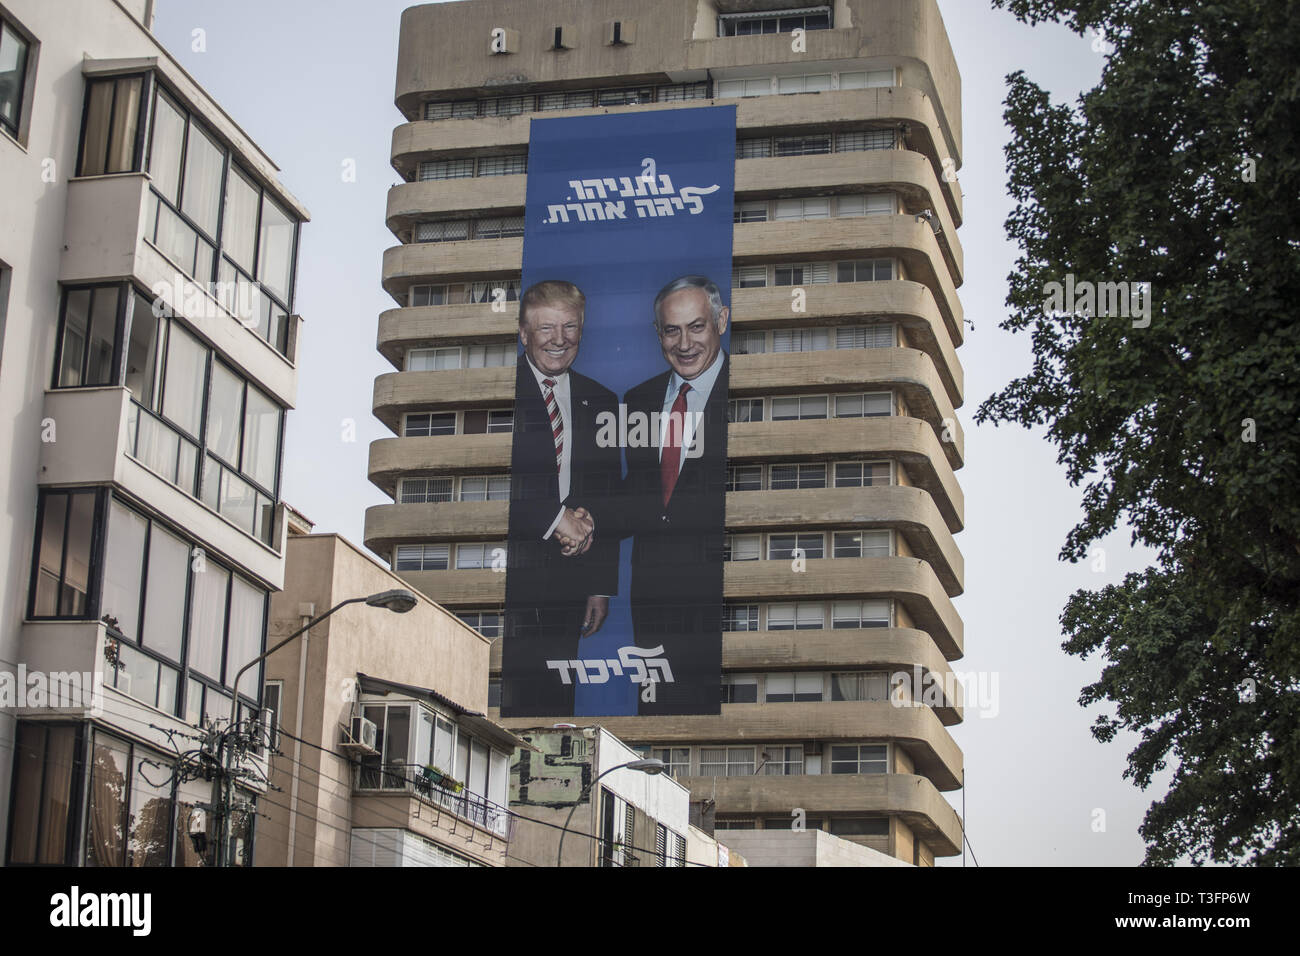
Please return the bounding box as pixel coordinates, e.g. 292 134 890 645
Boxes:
655 823 668 866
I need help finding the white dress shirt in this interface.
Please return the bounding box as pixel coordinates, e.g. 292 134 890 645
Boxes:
658 348 725 474
525 358 572 539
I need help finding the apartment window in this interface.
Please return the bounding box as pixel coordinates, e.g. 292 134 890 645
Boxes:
777 74 832 94
732 265 769 287
418 158 474 180
262 680 283 749
762 745 805 775
30 489 101 619
771 395 828 420
774 263 831 285
480 95 532 117
836 193 896 217
769 463 826 490
736 138 772 159
838 258 895 282
721 674 759 704
723 603 760 632
83 730 176 866
718 7 831 36
424 100 477 120
773 328 830 352
0 16 32 139
410 280 521 307
6 723 79 865
830 744 888 775
767 602 824 631
834 461 891 487
399 477 454 503
403 413 456 437
54 285 124 388
476 154 527 177
836 129 896 151
456 542 505 570
456 610 503 639
699 747 755 776
774 134 831 157
768 533 824 561
835 392 894 418
415 220 470 243
774 197 830 221
459 476 511 501
407 347 461 371
538 90 594 111
832 599 892 629
187 558 266 699
727 398 764 423
833 530 892 558
831 672 891 702
717 77 774 98
460 409 513 434
829 817 890 837
487 679 501 708
597 87 653 106
395 544 449 572
765 673 823 703
724 534 761 562
734 201 768 224
465 344 517 367
726 465 763 492
837 324 895 349
475 216 525 240
200 365 282 544
714 818 757 830
639 747 690 778
731 330 766 354
78 73 146 176
658 81 708 101
839 70 896 89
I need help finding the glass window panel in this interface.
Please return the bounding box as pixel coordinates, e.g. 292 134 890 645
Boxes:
127 752 173 867
58 289 91 387
60 491 96 617
226 576 265 698
102 501 147 641
79 80 115 176
106 77 142 175
242 384 280 491
8 724 45 863
142 524 187 661
34 493 69 617
258 194 294 304
222 166 259 273
767 604 795 630
181 121 224 237
0 21 29 135
84 733 130 866
188 562 230 680
162 323 206 436
124 295 161 407
148 91 186 205
86 286 120 386
796 603 824 629
206 362 244 466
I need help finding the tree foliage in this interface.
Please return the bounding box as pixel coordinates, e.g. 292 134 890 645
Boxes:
984 0 1300 864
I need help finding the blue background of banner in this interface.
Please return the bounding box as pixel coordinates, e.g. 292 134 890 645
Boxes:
517 105 737 715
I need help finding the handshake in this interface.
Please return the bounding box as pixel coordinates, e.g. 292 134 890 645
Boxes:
551 506 595 556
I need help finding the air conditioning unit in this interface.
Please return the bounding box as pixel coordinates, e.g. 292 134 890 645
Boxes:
342 716 379 755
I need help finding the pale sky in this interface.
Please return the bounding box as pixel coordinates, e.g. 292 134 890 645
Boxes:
151 0 1171 866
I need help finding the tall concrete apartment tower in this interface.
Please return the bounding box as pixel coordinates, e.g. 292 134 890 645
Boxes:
1 0 307 864
368 0 964 864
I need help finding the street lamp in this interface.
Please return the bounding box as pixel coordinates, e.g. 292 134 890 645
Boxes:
215 587 418 866
556 758 665 867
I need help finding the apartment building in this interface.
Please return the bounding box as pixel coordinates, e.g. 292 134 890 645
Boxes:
256 528 525 868
365 0 965 864
1 0 307 864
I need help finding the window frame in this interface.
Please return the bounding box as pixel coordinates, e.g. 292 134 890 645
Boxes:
75 71 151 178
0 13 36 142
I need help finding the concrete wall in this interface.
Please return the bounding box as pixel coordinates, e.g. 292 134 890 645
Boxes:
717 828 911 867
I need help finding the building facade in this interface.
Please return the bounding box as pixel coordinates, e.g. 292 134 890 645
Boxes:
1 0 307 864
366 0 965 864
256 530 523 868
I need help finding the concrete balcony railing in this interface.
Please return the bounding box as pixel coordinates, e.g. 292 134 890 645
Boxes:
371 349 963 467
367 416 964 532
375 281 963 406
390 86 962 223
382 238 522 300
60 173 300 408
368 484 962 597
560 700 963 791
672 772 963 856
723 556 962 659
39 386 287 587
385 149 962 283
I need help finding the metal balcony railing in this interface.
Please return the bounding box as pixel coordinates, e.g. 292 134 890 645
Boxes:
355 761 511 839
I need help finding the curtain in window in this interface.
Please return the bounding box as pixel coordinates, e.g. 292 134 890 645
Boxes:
148 92 186 205
258 195 295 303
101 501 147 639
181 122 224 237
225 576 265 699
222 167 260 273
187 562 229 680
162 324 206 437
85 733 130 866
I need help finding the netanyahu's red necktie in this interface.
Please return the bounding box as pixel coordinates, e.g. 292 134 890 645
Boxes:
661 382 691 506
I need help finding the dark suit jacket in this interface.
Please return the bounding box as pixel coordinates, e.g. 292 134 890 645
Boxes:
621 353 730 618
504 361 621 612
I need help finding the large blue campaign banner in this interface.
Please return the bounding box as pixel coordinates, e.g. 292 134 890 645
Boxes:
501 106 737 718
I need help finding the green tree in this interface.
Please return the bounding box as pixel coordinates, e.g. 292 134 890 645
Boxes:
983 0 1300 864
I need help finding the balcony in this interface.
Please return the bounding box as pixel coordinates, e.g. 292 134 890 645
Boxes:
382 238 523 299
38 386 286 587
59 173 300 406
373 367 515 432
355 761 511 839
674 772 963 855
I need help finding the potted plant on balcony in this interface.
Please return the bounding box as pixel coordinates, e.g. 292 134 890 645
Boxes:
421 765 463 793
